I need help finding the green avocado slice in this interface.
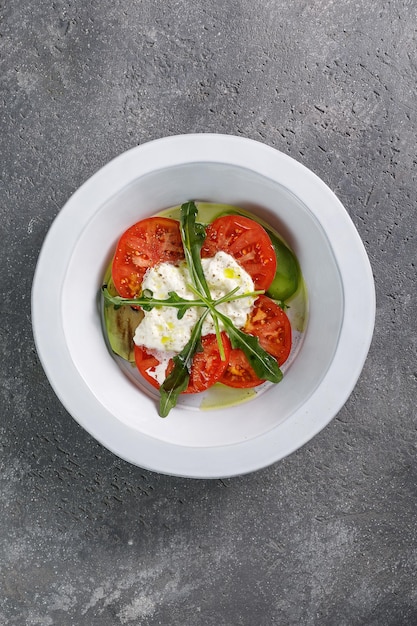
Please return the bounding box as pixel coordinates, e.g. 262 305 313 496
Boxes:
102 266 143 363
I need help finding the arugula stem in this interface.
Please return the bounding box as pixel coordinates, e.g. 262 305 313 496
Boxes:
217 289 264 304
212 316 226 361
186 283 226 360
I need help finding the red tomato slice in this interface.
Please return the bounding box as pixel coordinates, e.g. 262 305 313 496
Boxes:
112 217 184 298
243 295 292 366
133 345 161 390
134 332 231 394
201 215 277 291
220 295 292 388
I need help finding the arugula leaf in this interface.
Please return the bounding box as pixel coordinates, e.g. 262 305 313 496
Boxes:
180 201 210 298
101 285 205 319
215 309 283 383
159 309 210 417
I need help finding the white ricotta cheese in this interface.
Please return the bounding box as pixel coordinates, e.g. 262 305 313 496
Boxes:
133 251 255 355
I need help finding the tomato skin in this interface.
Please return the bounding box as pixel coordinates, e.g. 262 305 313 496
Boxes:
112 217 184 299
134 333 231 394
220 295 292 389
201 215 277 291
219 348 265 388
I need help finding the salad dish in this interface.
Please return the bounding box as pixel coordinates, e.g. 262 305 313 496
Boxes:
31 134 375 478
102 202 305 417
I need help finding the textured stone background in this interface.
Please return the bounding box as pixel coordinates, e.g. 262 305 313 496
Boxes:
1 1 416 624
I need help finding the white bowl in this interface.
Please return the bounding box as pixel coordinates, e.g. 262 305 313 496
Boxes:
31 134 375 478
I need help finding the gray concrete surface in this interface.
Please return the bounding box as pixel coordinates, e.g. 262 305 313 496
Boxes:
1 1 416 624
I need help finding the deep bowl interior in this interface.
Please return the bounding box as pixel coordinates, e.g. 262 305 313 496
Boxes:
61 162 343 448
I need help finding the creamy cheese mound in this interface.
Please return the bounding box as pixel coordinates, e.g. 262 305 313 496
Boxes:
133 251 255 354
